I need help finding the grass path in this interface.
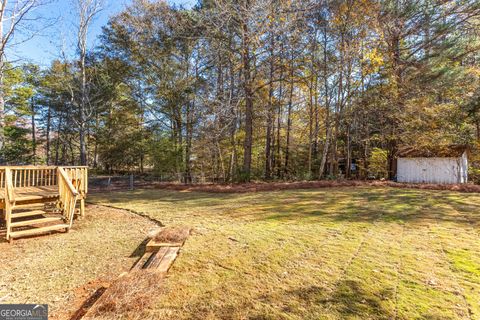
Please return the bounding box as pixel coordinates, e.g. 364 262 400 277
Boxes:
89 187 480 319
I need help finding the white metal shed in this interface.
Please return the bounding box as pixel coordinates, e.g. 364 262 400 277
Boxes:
397 151 468 184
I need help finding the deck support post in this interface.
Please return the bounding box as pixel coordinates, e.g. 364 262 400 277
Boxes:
5 200 11 242
80 198 85 217
5 168 13 242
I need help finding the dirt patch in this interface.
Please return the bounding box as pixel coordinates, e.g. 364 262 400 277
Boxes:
59 279 110 320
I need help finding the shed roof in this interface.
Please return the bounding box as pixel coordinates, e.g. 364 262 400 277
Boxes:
397 145 468 158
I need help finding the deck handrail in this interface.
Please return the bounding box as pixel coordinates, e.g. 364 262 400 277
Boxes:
58 168 79 197
5 168 15 203
0 166 87 189
58 167 79 227
4 168 14 241
0 166 89 169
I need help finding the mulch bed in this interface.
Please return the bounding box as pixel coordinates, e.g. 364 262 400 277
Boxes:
91 180 480 194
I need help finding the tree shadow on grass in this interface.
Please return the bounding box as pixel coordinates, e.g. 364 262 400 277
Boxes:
102 189 238 205
284 280 394 320
159 280 385 319
257 190 480 228
130 237 150 258
97 187 480 228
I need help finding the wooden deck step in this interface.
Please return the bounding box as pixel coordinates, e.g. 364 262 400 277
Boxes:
11 210 47 218
10 224 70 238
15 194 59 202
11 216 63 228
13 202 51 209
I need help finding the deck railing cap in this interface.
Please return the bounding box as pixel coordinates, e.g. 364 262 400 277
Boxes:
0 165 88 169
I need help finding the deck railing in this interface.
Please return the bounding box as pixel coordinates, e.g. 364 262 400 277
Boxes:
1 165 88 230
0 170 4 189
0 166 59 189
0 166 87 192
63 167 88 196
13 167 58 188
58 167 79 227
4 168 14 240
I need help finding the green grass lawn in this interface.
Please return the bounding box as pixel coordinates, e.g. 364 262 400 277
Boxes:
90 187 480 320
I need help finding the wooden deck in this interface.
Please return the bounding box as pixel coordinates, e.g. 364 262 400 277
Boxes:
1 166 88 241
0 186 58 205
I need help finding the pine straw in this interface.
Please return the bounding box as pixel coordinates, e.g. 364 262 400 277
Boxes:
86 270 165 319
91 178 480 194
153 226 191 243
151 180 480 193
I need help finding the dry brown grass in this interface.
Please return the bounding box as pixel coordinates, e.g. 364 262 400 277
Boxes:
153 226 191 244
0 204 158 320
85 270 165 320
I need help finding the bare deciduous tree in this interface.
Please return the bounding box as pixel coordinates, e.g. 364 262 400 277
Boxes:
74 0 102 165
0 0 47 161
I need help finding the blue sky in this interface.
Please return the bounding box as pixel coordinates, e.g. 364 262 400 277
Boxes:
7 0 196 67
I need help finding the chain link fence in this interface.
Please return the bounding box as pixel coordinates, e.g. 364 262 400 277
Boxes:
89 173 226 191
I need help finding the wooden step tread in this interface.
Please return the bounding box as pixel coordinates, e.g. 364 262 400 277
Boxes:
13 204 47 210
11 217 64 228
11 210 47 218
10 224 70 238
15 194 59 202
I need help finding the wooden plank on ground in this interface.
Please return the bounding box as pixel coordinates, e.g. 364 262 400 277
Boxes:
156 247 180 273
145 238 184 252
131 252 153 270
74 226 189 320
145 247 169 269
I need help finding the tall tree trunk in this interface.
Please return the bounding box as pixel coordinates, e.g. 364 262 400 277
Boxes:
31 98 36 164
184 53 195 184
79 51 88 165
76 0 101 166
284 59 294 176
185 101 193 184
227 61 238 182
55 114 63 165
313 75 319 172
265 31 275 180
332 32 345 177
387 0 402 180
46 106 51 165
346 125 351 178
345 59 353 178
241 8 254 180
319 24 330 179
307 77 314 176
275 56 284 178
69 137 75 165
93 112 99 168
